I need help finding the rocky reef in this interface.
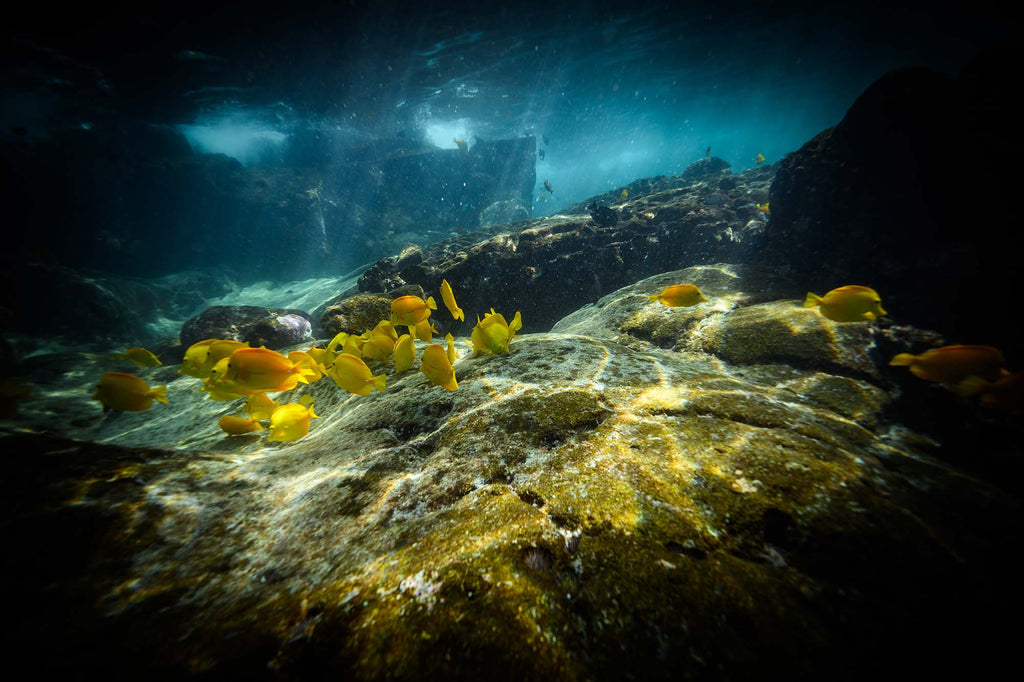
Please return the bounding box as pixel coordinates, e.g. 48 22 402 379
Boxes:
4 264 1020 680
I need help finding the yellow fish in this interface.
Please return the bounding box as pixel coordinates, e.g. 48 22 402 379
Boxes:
470 309 522 355
890 345 1005 384
394 334 415 373
208 347 314 395
803 286 886 322
116 347 162 367
649 284 707 307
445 332 456 364
756 202 770 214
179 339 248 379
268 396 319 442
453 138 468 151
957 371 1024 411
92 372 168 412
245 392 278 421
619 189 628 200
755 153 766 165
391 295 437 329
218 414 263 435
360 321 398 362
420 344 458 391
305 346 336 371
440 279 464 321
327 353 387 396
289 350 323 382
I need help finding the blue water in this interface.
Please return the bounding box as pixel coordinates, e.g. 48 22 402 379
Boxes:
159 1 1008 213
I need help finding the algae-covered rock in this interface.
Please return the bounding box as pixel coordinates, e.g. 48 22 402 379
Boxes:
5 266 1020 681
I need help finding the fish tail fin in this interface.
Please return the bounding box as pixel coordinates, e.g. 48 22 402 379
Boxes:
889 353 915 367
372 373 387 393
252 420 264 431
151 385 169 404
803 292 822 308
427 296 437 310
648 294 659 302
956 375 989 397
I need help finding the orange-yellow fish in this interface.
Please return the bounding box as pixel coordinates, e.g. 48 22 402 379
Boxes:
445 332 456 364
649 284 707 307
327 353 387 396
116 347 162 367
391 295 437 328
470 309 522 355
218 414 263 435
420 344 458 391
268 397 319 442
957 371 1024 411
440 279 464 321
215 347 314 393
360 321 398 362
889 345 1005 384
803 286 886 322
92 372 168 412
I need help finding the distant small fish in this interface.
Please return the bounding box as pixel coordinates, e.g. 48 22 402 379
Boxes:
705 146 711 157
619 189 629 201
649 284 708 308
803 286 886 322
115 347 162 367
453 138 468 151
543 179 553 194
755 153 766 165
93 372 168 412
757 202 770 214
957 371 1024 410
890 345 1005 384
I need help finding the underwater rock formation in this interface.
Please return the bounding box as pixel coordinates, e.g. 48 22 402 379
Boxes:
358 163 774 334
765 47 1016 359
5 264 1019 680
180 305 312 350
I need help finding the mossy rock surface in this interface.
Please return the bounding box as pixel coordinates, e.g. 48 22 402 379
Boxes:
4 265 1020 680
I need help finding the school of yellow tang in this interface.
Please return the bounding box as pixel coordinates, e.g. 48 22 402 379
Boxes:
91 278 525 442
89 276 1021 444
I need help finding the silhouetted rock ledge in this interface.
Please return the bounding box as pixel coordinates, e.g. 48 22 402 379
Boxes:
3 265 1020 681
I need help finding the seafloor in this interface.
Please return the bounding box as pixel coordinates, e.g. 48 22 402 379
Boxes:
3 245 1021 679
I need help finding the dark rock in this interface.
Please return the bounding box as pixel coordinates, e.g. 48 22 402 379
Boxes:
763 48 1017 359
587 202 619 227
680 156 731 181
319 294 393 339
180 305 311 350
480 199 530 227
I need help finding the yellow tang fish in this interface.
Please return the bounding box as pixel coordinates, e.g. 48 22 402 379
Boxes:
756 202 770 214
420 344 458 391
440 279 464 321
649 284 707 307
393 334 415 373
803 285 886 322
413 318 437 343
305 346 336 371
360 321 398 362
116 347 162 367
218 347 315 393
289 350 323 381
327 353 387 396
391 295 437 328
179 339 248 379
755 152 766 165
218 414 263 435
619 189 628 200
470 309 522 355
445 332 456 364
958 371 1024 411
453 138 468 151
245 392 278 421
92 372 168 412
268 396 319 442
890 345 1005 384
